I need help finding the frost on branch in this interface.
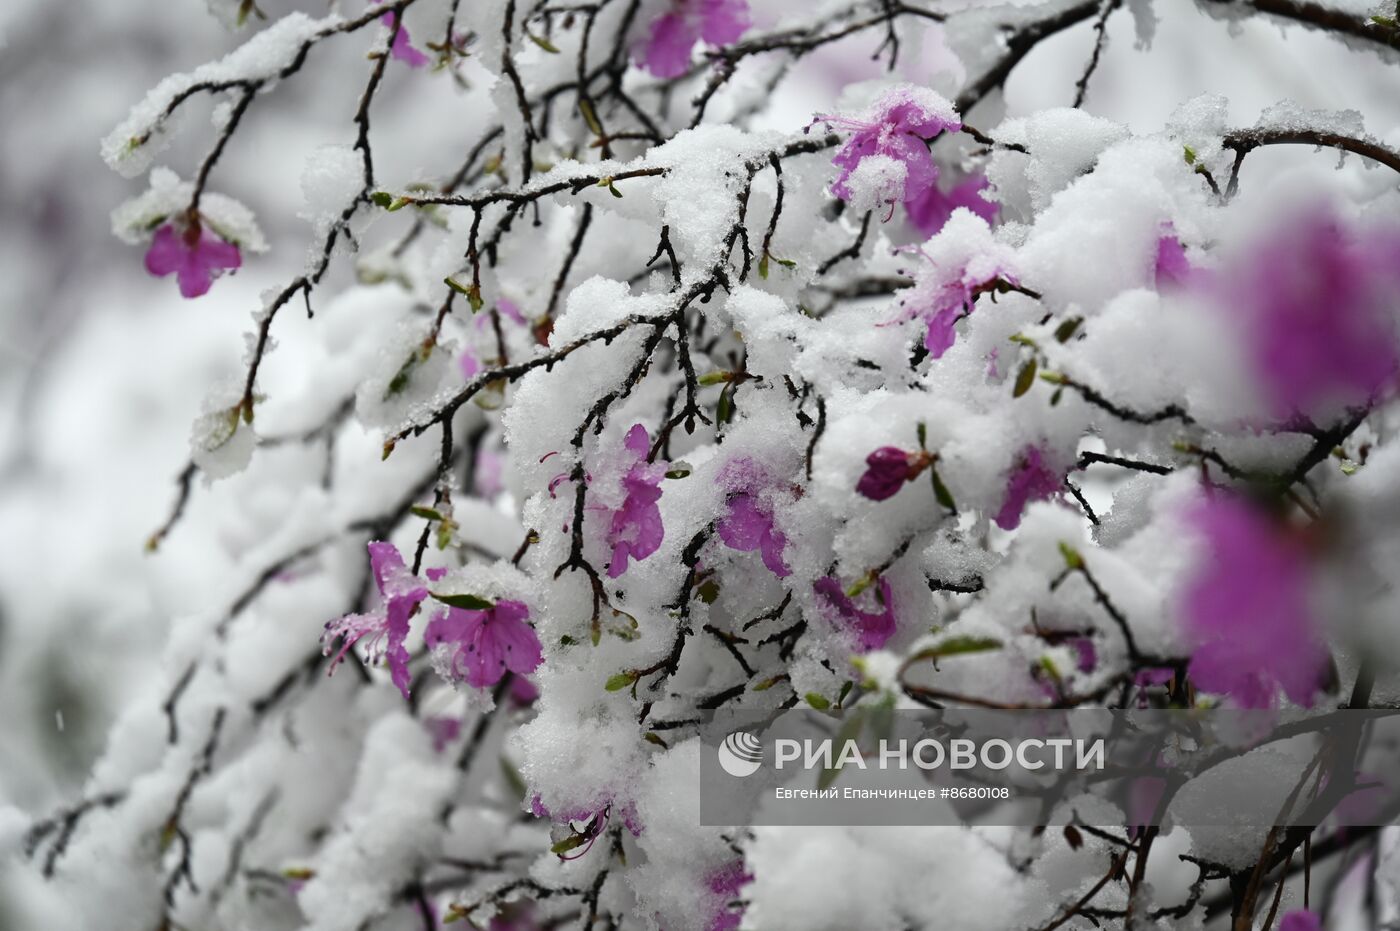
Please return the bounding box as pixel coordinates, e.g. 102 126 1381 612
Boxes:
18 0 1400 929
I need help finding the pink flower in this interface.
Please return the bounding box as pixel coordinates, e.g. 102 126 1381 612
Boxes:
424 598 543 689
605 424 667 578
1278 911 1321 931
425 715 461 753
856 446 928 501
1180 493 1329 709
706 858 753 931
1153 230 1194 289
380 11 429 68
905 173 997 237
895 215 1014 357
993 446 1063 531
322 541 427 699
815 85 961 210
1222 206 1400 422
636 0 750 78
715 459 790 577
814 577 897 652
144 222 242 299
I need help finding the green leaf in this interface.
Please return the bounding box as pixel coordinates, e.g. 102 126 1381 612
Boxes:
500 756 527 802
697 578 720 604
665 462 693 480
930 466 956 511
836 680 854 707
916 421 927 450
758 253 770 280
909 636 1003 664
818 711 865 790
527 31 560 53
605 672 637 692
845 573 874 599
430 592 495 611
1182 145 1197 166
385 353 419 399
1058 541 1085 571
411 505 444 521
805 692 831 711
579 100 603 136
698 371 733 386
1053 316 1082 343
551 833 590 856
608 182 623 199
1013 358 1038 398
370 191 395 208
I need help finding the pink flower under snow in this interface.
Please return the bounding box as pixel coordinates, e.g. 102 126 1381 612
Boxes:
1180 493 1329 709
1153 230 1194 289
895 212 1015 357
905 173 997 237
605 424 667 578
716 459 790 578
425 598 543 689
814 85 961 211
814 576 897 652
145 222 242 298
1222 206 1400 422
636 0 750 78
994 445 1064 531
322 541 427 699
706 858 753 931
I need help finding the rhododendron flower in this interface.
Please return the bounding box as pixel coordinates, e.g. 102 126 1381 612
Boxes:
814 85 960 212
994 446 1063 530
636 0 750 78
905 173 997 237
380 11 429 68
706 859 753 931
814 576 897 652
425 716 461 753
1180 493 1329 708
605 424 667 578
144 221 241 298
1222 207 1400 421
856 446 930 501
896 211 1015 357
716 459 790 576
425 598 543 689
1153 229 1193 289
322 541 427 699
1278 910 1321 931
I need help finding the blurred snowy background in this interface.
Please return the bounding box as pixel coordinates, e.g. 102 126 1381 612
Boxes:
0 0 1395 897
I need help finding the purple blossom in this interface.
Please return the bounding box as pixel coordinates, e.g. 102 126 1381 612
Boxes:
1153 230 1194 289
717 493 790 578
993 446 1064 531
706 858 753 931
856 446 928 501
1223 207 1400 421
425 716 461 753
321 541 427 699
380 11 429 68
636 0 750 78
905 173 997 237
813 576 897 652
897 231 1014 357
144 222 242 299
1278 911 1321 931
605 424 667 578
816 85 961 209
1180 493 1329 709
425 599 543 690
